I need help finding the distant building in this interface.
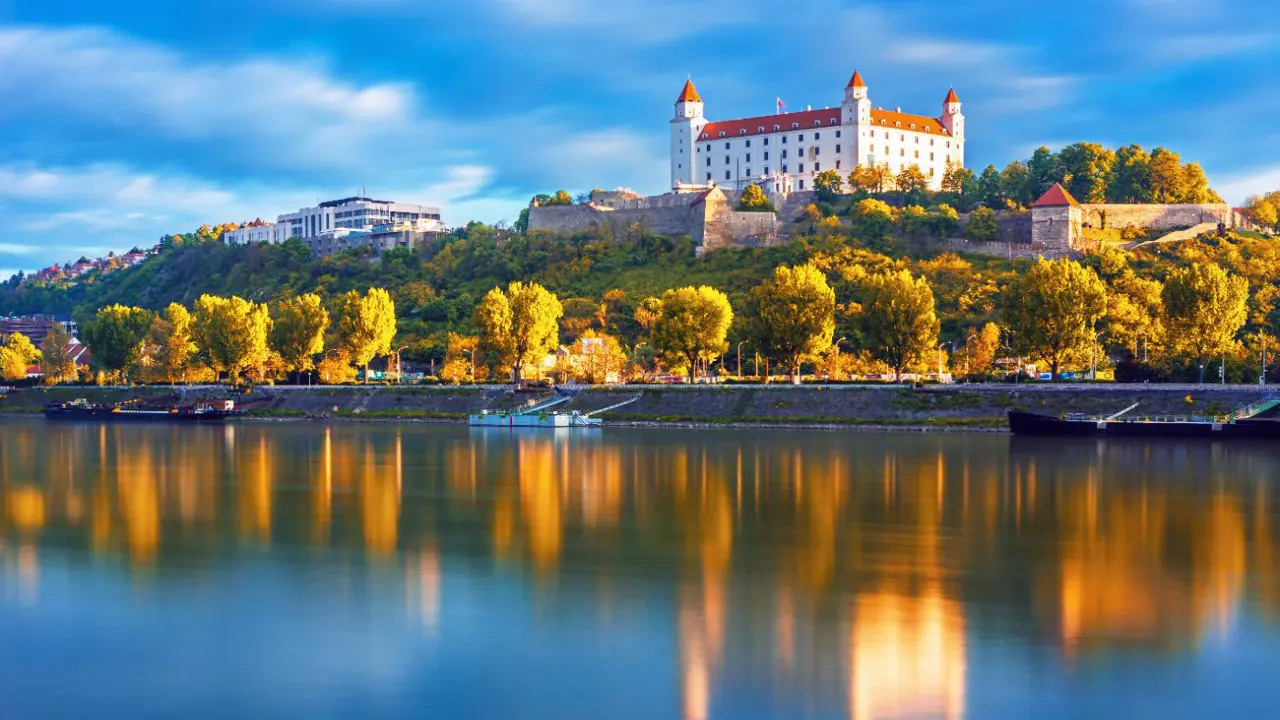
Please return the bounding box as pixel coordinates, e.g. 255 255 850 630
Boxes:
278 196 445 242
0 315 76 347
224 219 290 245
670 71 965 193
305 222 441 258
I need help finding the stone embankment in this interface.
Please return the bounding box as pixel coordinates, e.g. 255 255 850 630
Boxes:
3 384 1275 430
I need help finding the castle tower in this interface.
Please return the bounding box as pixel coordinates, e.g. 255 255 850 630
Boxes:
670 79 708 190
841 70 872 169
940 88 964 167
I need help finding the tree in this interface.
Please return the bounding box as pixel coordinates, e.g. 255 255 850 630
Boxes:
964 206 998 242
155 302 198 383
1245 196 1278 231
857 269 939 381
737 183 774 212
1002 258 1107 380
566 330 628 384
1109 144 1152 203
85 305 154 380
1026 146 1064 200
746 264 836 382
1058 142 1115 203
850 163 893 193
335 288 397 383
1105 273 1163 358
1162 264 1249 382
193 294 272 384
929 204 961 238
851 198 896 242
317 350 358 384
813 169 844 202
962 322 1001 377
1181 162 1219 203
475 282 562 384
895 165 928 194
999 161 1032 207
649 286 733 383
39 324 76 384
271 294 330 373
978 165 1003 208
1148 147 1187 203
0 332 41 381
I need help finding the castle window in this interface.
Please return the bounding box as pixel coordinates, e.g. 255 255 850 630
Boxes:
910 124 916 129
814 121 820 127
900 134 905 141
746 153 751 162
915 136 919 144
746 139 751 147
836 144 841 153
792 123 799 129
725 156 730 165
883 146 888 154
782 136 787 144
764 151 769 161
782 150 788 159
814 147 820 156
758 126 764 133
746 168 751 176
836 130 842 138
930 152 934 161
719 131 726 137
814 162 820 172
914 151 919 158
815 132 820 140
799 180 805 190
783 165 788 173
765 167 769 175
707 173 712 181
836 160 841 170
931 139 935 146
798 134 804 142
900 149 905 157
707 157 711 167
895 122 901 128
773 124 780 131
725 142 730 149
763 138 769 146
740 129 746 135
798 163 804 173
930 167 936 176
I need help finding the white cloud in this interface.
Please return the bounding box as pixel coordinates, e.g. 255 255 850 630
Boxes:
422 165 495 203
0 243 40 255
1215 166 1280 206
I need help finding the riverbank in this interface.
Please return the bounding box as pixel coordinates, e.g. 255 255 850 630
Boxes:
4 384 1274 431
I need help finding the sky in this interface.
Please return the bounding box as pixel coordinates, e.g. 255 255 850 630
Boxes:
0 0 1278 279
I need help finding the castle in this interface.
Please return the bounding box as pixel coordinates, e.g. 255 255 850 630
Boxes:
670 72 965 193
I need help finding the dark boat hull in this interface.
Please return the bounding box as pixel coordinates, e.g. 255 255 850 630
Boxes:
1008 410 1280 439
43 406 239 424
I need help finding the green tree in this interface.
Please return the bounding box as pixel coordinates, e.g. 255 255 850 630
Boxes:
964 206 998 242
857 269 939 381
475 282 563 384
1104 273 1163 358
928 204 961 238
1026 146 1065 200
1002 258 1107 380
978 164 1003 208
1109 144 1152 202
85 305 154 381
1059 142 1115 203
1161 264 1249 382
999 161 1032 207
813 169 844 202
335 288 397 383
649 286 733 383
745 264 836 382
193 295 272 384
737 183 774 212
39 324 76 384
271 294 330 372
852 198 896 242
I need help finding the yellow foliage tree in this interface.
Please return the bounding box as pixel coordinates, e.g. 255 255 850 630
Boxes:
649 286 733 383
335 288 397 383
475 282 562 384
192 294 273 384
746 264 836 382
271 294 330 372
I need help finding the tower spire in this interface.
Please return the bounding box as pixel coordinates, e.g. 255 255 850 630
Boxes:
676 79 702 104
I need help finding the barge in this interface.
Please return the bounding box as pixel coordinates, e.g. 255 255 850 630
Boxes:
469 393 639 428
1008 396 1280 439
44 398 242 424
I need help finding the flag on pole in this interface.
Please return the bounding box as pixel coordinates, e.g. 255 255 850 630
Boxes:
776 97 786 114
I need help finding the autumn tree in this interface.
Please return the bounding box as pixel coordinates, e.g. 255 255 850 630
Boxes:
851 198 896 241
1161 264 1249 382
648 286 733 383
1104 273 1164 359
813 169 844 202
154 302 199 383
737 183 774 211
964 206 998 242
960 322 1001 377
271 293 330 373
567 330 628 384
0 332 40 381
1148 147 1187 203
85 305 154 381
856 269 939 381
849 163 893 193
1058 142 1115 203
1109 144 1152 202
745 264 836 382
1002 258 1107 380
38 324 76 384
475 282 563 384
895 164 928 194
335 288 397 383
193 294 272 384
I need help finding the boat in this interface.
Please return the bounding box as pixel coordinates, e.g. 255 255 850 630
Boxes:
1007 395 1280 439
44 398 243 424
469 393 640 428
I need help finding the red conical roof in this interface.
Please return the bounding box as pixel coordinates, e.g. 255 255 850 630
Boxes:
944 87 959 103
676 79 702 104
1031 183 1080 208
846 70 866 89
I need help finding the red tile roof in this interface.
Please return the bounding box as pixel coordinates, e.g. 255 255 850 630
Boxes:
847 70 866 89
699 107 950 141
1031 183 1079 208
676 79 702 104
944 88 959 104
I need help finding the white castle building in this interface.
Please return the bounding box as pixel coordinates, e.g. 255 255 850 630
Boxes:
670 71 964 193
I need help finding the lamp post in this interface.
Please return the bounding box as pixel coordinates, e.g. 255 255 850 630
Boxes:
395 344 408 384
1090 331 1105 381
964 332 977 380
737 341 747 380
936 342 948 384
832 336 846 381
462 348 475 384
1262 337 1268 386
631 342 647 382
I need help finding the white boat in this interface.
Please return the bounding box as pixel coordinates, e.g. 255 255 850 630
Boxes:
468 393 639 428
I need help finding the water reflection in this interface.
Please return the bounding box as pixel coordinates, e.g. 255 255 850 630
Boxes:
1 423 1279 718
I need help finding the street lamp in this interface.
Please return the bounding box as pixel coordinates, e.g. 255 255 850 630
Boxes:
832 336 846 380
1090 331 1105 381
395 344 409 385
461 348 475 384
737 341 747 380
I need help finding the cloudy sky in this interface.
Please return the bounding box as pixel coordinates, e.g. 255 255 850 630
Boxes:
0 0 1277 278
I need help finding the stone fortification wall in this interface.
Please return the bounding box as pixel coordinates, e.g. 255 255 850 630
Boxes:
528 197 698 236
1079 204 1233 230
697 210 779 255
944 237 1067 259
1030 205 1080 250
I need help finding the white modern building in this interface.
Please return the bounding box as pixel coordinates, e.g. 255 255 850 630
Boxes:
669 71 964 193
278 196 445 240
224 220 290 245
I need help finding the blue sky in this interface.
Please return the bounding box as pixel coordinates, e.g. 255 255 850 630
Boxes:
1 0 1278 278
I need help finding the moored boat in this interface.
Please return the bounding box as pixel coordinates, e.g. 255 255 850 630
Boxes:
44 398 243 424
1008 395 1280 439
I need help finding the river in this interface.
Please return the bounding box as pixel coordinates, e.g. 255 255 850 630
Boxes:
0 420 1277 718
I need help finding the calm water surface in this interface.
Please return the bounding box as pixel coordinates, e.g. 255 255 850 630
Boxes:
1 420 1278 719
